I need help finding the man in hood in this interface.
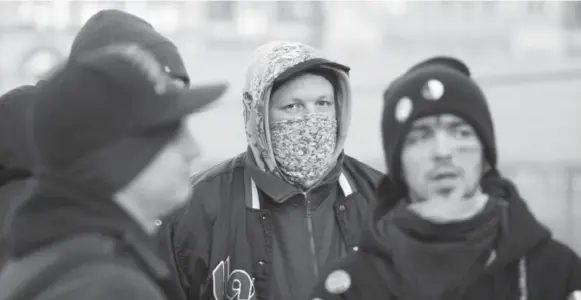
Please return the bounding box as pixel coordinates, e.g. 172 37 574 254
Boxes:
0 44 226 300
309 57 581 300
156 41 384 300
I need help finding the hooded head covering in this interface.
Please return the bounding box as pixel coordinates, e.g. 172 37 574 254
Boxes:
242 41 352 187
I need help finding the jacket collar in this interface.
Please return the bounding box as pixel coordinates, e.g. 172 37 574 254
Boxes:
245 150 344 203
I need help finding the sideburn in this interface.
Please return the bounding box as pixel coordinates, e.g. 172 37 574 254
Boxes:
467 158 492 199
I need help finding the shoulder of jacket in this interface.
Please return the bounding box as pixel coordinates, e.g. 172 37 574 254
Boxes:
40 263 166 300
343 155 385 183
523 238 581 285
177 153 247 223
528 238 579 263
525 239 581 298
191 153 246 186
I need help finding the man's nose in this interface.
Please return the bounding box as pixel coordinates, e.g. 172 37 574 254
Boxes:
432 131 453 160
305 102 318 115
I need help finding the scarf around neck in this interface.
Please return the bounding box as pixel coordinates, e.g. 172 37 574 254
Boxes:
381 198 504 299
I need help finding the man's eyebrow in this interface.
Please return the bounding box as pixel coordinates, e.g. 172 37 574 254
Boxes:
409 123 431 131
447 120 470 128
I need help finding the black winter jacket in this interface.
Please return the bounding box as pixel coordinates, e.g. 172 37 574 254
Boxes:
157 152 383 300
309 178 581 300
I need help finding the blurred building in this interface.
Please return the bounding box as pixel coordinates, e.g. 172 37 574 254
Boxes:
2 1 581 90
0 0 326 90
323 1 581 58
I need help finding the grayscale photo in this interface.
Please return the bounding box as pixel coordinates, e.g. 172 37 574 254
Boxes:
0 1 580 299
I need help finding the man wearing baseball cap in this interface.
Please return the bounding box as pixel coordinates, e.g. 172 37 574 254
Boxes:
69 9 191 85
0 8 198 265
309 57 581 300
0 44 226 300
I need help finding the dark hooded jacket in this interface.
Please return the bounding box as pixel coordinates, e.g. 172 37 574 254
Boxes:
0 10 191 300
309 176 581 300
0 85 37 262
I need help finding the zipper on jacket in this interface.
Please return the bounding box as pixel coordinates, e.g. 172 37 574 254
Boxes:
303 192 319 278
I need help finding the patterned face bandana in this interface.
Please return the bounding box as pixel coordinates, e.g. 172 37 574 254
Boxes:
270 114 337 189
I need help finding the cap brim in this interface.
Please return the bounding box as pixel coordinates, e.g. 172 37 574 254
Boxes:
145 82 228 128
73 45 228 129
273 58 350 84
179 82 228 113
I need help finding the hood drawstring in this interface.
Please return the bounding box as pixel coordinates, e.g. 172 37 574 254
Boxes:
519 257 528 300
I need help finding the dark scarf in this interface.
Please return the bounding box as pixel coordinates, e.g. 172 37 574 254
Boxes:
380 198 504 300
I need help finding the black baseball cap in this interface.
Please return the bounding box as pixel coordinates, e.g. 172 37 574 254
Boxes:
33 44 228 170
70 9 191 84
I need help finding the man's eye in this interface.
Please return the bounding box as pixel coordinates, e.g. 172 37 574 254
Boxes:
283 103 300 111
453 127 476 139
404 130 431 145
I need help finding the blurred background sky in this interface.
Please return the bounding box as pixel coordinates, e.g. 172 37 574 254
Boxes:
0 0 580 252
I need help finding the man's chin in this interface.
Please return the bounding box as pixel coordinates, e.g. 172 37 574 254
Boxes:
429 182 460 197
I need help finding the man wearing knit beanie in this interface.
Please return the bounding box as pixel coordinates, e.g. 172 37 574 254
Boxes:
309 56 581 300
0 45 226 300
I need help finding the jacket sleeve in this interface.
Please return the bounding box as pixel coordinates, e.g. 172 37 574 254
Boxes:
565 245 581 295
36 264 167 300
155 179 216 300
